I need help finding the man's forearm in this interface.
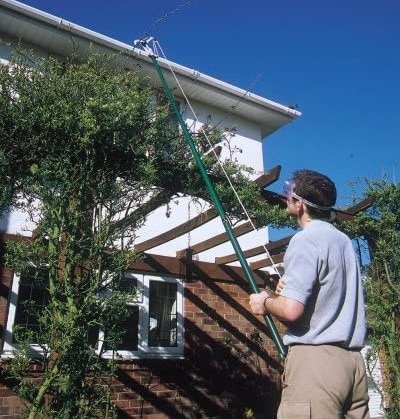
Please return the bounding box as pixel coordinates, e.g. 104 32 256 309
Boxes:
249 291 304 323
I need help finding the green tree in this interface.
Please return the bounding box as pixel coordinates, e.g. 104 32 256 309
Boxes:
0 48 288 417
342 179 400 418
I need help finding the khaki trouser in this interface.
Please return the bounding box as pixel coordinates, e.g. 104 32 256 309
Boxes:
277 344 370 419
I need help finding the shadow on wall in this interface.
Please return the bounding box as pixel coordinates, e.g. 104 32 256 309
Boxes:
115 319 281 419
113 264 283 419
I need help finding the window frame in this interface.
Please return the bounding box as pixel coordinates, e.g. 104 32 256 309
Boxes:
98 272 184 359
2 271 47 357
1 271 184 360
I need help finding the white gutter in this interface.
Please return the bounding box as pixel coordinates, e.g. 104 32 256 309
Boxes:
160 57 300 117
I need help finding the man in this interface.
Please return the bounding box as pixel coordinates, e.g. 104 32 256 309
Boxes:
249 169 370 418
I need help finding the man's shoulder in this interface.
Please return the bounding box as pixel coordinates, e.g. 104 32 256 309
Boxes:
292 221 346 244
307 220 340 235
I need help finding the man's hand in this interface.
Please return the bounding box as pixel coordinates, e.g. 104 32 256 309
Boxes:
275 278 286 295
249 290 270 316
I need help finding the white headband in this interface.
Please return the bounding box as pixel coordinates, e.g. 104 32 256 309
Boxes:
290 192 332 211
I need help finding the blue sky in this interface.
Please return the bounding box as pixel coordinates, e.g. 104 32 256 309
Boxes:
22 0 400 210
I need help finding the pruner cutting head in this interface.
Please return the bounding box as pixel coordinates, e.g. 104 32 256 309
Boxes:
133 37 157 57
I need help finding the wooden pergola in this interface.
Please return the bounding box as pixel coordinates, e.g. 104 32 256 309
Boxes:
129 165 372 286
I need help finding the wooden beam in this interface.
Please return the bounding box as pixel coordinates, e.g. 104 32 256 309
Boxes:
0 233 32 243
341 197 373 215
332 198 373 222
261 190 287 207
130 252 272 284
265 235 293 251
215 245 264 265
176 220 254 257
215 235 293 265
206 145 222 157
250 252 285 270
253 165 281 188
134 208 218 252
110 189 172 235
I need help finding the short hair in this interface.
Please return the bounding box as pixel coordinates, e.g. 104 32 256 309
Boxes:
292 169 337 218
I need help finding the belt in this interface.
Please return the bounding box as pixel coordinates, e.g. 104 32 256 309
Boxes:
289 343 362 352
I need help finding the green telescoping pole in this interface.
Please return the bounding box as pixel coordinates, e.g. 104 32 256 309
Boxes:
150 54 287 360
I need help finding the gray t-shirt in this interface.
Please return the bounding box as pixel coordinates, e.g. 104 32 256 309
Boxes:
281 219 366 349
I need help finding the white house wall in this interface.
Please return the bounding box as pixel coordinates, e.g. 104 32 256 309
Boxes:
181 99 264 172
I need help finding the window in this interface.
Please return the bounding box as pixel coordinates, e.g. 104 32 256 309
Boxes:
2 271 184 359
98 272 184 359
3 269 49 356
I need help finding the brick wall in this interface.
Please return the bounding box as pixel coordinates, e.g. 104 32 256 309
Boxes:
0 267 284 418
